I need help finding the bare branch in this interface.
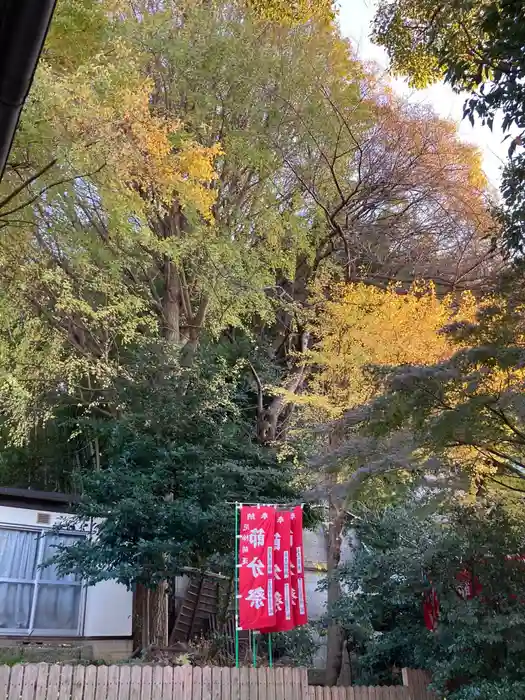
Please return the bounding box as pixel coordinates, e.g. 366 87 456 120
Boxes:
304 455 442 502
0 159 57 211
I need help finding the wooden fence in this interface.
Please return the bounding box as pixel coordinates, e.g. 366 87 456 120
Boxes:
0 663 436 700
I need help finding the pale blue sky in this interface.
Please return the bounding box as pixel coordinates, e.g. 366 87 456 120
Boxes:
337 0 507 186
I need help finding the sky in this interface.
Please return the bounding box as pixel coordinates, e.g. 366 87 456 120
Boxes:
337 0 507 187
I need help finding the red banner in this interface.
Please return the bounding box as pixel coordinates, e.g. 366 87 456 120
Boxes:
238 505 276 630
423 568 493 630
290 505 308 627
423 588 439 631
261 509 294 633
455 569 482 600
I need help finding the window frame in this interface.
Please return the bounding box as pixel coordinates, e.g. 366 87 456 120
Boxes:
0 522 87 637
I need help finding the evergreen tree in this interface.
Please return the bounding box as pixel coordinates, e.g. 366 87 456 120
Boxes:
335 497 525 698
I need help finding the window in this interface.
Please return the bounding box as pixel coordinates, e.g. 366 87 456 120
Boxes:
0 527 84 635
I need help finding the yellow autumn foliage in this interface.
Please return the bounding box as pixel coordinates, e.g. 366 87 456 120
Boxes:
248 0 335 24
27 39 220 219
309 281 478 415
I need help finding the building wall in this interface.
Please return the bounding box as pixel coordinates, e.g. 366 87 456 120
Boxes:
303 525 355 611
0 504 132 639
83 581 132 637
302 526 356 669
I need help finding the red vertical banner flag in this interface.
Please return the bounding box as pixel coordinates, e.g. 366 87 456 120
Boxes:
290 505 308 626
261 509 294 633
238 505 276 630
423 588 439 632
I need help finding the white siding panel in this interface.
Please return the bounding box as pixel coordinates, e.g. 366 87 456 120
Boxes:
83 581 132 637
304 571 326 620
0 506 67 529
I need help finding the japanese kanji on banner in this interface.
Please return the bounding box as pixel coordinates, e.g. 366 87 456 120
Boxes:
261 509 294 633
290 505 308 627
238 505 276 630
238 503 308 633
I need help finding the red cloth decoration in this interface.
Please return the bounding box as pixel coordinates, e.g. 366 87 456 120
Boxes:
238 505 276 630
260 509 295 633
456 569 482 600
422 567 483 631
290 505 308 627
239 504 308 633
423 587 439 631
423 556 525 629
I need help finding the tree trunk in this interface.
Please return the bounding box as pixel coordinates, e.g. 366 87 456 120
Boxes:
162 259 181 343
149 583 169 647
339 640 352 686
133 209 208 652
132 584 146 653
325 493 345 686
132 583 168 650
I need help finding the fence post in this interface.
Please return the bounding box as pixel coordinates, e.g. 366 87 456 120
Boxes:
402 668 436 699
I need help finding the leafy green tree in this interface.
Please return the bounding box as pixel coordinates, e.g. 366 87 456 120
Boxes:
302 282 478 684
52 345 299 642
0 0 369 441
0 0 221 444
0 0 495 460
373 0 498 91
335 498 525 698
340 291 525 495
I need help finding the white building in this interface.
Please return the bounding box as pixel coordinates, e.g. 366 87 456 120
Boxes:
0 488 132 661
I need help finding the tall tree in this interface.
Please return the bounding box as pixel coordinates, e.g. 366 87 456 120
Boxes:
250 74 499 447
372 0 525 253
0 0 499 439
0 0 221 441
303 282 477 683
51 346 299 648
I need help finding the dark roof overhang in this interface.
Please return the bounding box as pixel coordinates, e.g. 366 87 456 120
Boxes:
0 486 79 512
0 0 58 178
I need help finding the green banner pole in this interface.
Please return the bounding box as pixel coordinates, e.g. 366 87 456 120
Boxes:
268 632 273 668
234 502 240 668
252 631 257 668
